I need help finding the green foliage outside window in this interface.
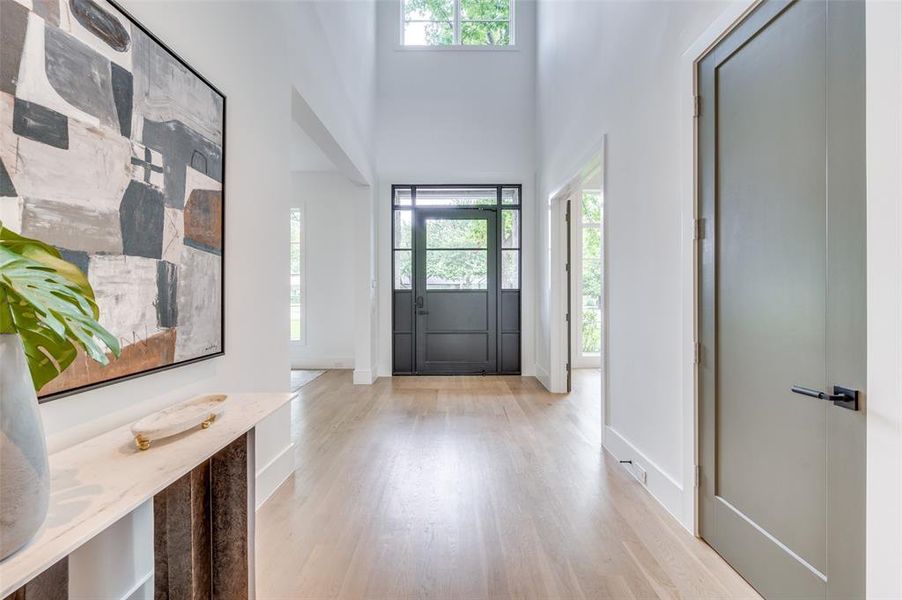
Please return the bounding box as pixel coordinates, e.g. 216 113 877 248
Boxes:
581 191 603 354
404 0 511 46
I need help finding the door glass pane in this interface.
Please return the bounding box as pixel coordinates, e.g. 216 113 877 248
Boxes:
582 258 601 308
582 226 601 259
394 250 412 289
290 304 301 342
581 308 601 354
501 187 519 205
394 187 412 206
426 218 487 248
416 187 496 207
502 249 519 289
426 250 487 289
394 210 412 249
502 210 519 248
582 190 602 222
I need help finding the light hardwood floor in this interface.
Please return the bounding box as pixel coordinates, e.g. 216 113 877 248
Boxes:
256 370 759 599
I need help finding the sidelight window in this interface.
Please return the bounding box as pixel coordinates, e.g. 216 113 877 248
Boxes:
289 207 304 342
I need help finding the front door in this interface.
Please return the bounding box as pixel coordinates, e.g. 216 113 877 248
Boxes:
698 0 866 598
414 208 498 374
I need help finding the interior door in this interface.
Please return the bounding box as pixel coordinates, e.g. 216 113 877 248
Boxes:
414 208 497 374
698 1 866 598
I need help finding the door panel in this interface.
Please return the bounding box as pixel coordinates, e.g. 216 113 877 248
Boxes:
424 292 488 330
698 1 865 597
824 1 867 596
415 209 497 373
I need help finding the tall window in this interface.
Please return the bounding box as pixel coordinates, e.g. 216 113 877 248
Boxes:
579 190 602 356
402 0 513 46
289 208 304 342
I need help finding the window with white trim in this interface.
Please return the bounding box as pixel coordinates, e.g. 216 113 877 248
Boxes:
578 190 602 357
289 208 305 343
402 0 513 46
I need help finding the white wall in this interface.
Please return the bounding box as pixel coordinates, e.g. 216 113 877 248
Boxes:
290 172 358 369
866 0 902 595
34 1 378 597
535 0 728 523
373 0 538 376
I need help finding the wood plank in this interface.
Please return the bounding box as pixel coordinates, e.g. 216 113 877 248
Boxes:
255 371 758 599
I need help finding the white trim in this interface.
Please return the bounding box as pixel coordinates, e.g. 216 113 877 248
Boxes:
119 570 153 600
603 426 685 527
534 363 551 391
291 356 354 370
678 0 762 536
353 369 376 385
865 1 902 595
255 442 294 510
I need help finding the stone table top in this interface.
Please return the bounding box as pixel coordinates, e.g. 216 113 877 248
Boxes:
0 392 292 596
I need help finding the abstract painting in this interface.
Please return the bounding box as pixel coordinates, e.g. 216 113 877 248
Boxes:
0 0 225 401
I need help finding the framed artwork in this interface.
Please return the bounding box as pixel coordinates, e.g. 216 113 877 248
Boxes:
0 0 226 401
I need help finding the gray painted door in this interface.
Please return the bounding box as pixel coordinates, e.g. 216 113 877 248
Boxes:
698 1 866 598
415 208 498 374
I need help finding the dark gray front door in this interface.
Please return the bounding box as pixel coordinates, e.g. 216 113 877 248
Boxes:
698 0 866 597
414 208 497 374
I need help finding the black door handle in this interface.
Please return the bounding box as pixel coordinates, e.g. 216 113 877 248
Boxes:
790 385 859 411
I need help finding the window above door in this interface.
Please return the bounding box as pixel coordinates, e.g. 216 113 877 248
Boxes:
401 0 515 47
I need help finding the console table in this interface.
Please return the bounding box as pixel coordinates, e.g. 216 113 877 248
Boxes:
0 392 292 599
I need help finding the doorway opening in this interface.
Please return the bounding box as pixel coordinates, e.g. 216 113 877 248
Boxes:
391 185 522 375
551 154 605 393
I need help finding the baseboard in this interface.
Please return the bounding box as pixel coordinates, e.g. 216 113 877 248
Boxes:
603 426 689 531
535 364 552 391
255 442 294 510
353 369 375 385
290 356 354 370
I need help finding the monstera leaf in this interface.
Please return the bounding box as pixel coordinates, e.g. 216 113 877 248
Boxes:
0 223 120 391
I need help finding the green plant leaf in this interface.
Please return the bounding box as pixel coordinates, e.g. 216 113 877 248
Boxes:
0 225 98 317
0 225 120 391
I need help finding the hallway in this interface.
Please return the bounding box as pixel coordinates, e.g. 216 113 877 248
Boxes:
255 371 758 598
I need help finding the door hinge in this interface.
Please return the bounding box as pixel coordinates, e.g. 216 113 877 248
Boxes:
695 465 702 488
693 95 701 118
565 312 570 323
566 362 571 372
693 218 706 241
693 341 702 365
565 262 570 272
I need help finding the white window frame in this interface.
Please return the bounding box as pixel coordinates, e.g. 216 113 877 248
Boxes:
400 0 516 48
289 206 306 345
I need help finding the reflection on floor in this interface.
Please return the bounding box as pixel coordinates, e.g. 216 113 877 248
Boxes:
290 369 325 393
256 370 757 599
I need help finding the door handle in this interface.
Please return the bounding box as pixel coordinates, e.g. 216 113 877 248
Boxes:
417 310 429 315
790 385 859 411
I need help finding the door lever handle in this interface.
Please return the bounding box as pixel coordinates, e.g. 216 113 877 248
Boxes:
790 385 859 411
417 310 429 315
